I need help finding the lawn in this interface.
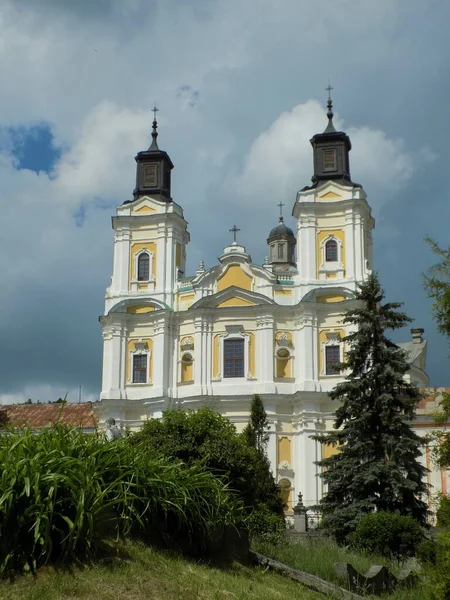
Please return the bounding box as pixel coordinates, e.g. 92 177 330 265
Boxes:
0 540 323 600
254 537 435 600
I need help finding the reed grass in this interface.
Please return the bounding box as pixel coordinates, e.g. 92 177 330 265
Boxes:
0 425 242 576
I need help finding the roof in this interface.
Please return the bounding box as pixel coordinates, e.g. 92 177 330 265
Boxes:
268 220 295 239
397 340 426 364
0 402 98 429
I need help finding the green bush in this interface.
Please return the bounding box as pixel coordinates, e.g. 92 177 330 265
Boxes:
0 425 243 576
430 528 450 599
129 408 284 531
350 512 424 559
437 496 450 528
416 538 437 565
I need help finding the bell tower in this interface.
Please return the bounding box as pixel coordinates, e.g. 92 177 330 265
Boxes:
133 106 174 201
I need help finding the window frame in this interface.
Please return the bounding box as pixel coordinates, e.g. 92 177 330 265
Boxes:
137 252 150 281
128 341 152 385
224 338 245 378
320 331 343 377
132 353 148 383
325 239 338 262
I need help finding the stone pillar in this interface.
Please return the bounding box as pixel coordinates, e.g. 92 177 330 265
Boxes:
293 492 308 533
101 321 128 400
344 209 355 282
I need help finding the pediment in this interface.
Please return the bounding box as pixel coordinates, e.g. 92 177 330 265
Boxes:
108 298 167 315
190 286 275 310
130 196 165 215
316 182 352 201
302 286 354 304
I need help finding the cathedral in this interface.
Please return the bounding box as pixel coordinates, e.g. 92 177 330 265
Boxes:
98 97 443 513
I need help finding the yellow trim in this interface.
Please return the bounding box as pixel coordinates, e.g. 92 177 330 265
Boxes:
319 191 341 199
274 289 293 296
213 334 220 378
130 242 157 288
317 229 345 279
181 355 193 383
126 338 153 383
278 436 292 463
217 265 252 291
276 349 291 378
133 204 156 214
316 294 345 303
318 328 345 375
127 305 155 314
217 296 255 307
249 332 255 377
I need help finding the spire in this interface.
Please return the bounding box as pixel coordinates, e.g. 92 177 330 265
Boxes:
133 104 174 201
149 104 159 150
307 84 359 189
324 83 337 133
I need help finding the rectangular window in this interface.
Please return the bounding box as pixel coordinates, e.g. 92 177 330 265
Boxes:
143 164 158 187
325 345 340 375
323 148 337 171
224 338 245 378
132 354 147 383
278 243 284 260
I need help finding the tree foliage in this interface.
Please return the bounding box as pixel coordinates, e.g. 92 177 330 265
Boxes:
243 394 269 453
130 408 284 523
423 236 450 339
314 273 428 540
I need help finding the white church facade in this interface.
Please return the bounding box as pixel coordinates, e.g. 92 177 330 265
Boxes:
98 98 440 513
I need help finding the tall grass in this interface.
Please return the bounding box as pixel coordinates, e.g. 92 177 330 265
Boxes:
0 425 242 576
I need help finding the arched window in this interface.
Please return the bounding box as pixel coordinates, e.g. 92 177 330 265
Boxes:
325 239 338 262
276 348 291 378
181 353 194 383
137 253 150 281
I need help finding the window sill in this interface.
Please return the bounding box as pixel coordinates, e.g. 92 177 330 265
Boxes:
178 380 194 386
274 377 295 383
126 381 153 386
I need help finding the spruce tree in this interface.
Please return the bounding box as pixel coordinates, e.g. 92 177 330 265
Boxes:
314 273 429 540
243 394 269 454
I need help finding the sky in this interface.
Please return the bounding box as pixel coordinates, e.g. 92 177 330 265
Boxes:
0 0 449 404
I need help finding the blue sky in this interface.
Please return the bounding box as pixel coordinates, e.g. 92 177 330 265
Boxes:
0 0 448 403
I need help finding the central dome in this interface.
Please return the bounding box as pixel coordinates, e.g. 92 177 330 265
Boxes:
268 220 295 239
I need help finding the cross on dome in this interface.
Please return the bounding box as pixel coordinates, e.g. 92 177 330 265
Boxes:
229 225 241 244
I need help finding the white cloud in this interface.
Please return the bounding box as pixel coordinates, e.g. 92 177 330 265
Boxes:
234 100 418 215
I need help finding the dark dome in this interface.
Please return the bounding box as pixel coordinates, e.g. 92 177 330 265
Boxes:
268 220 295 239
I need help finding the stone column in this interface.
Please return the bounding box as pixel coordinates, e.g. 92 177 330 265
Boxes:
101 321 128 400
344 209 355 282
293 492 308 533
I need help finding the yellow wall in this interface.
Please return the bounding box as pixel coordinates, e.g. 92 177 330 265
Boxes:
278 436 292 463
127 305 155 314
249 332 255 377
322 442 340 460
130 242 156 287
217 297 255 307
276 353 291 378
132 204 155 214
316 294 345 303
217 265 253 291
319 191 342 199
318 328 345 375
126 338 153 382
181 357 193 383
274 289 293 296
317 229 345 277
213 334 220 378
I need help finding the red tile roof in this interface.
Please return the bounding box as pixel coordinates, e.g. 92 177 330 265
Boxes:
0 402 98 429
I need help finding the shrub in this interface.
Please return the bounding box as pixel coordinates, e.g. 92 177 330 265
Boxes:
129 408 284 529
437 496 450 528
0 425 243 576
416 539 437 565
430 528 450 599
350 512 424 559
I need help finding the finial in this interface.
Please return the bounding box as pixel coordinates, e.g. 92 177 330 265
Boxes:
150 103 159 150
324 82 337 133
277 201 285 222
198 260 205 271
229 224 241 244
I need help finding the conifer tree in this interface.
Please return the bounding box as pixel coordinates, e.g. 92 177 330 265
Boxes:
243 394 269 454
314 273 429 540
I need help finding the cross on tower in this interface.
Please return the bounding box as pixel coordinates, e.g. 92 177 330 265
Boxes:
152 104 159 122
325 82 334 101
229 225 241 244
278 201 285 219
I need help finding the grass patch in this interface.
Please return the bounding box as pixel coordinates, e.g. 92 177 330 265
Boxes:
0 540 323 600
253 537 434 600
